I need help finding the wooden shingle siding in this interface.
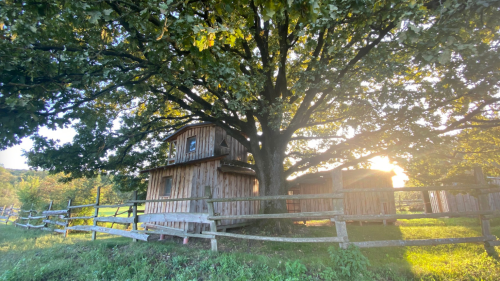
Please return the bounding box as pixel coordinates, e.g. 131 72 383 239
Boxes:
145 159 259 232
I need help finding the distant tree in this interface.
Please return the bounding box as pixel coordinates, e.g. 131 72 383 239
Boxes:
1 1 500 213
403 125 500 186
0 167 17 206
16 176 43 209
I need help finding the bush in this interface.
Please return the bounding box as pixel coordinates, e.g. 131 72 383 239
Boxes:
328 245 370 280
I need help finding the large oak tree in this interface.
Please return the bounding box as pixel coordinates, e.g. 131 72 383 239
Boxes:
1 0 500 212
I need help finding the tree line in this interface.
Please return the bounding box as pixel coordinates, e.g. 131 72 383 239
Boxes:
0 167 133 210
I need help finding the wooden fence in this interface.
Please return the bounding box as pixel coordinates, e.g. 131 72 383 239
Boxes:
194 169 500 255
0 205 19 224
2 169 499 255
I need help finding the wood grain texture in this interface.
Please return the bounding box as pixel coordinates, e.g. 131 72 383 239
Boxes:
42 210 68 216
42 220 66 227
350 236 496 248
145 159 259 231
71 226 149 241
203 231 344 243
138 212 210 223
209 211 342 220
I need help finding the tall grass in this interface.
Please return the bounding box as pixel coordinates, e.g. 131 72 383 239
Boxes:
0 216 499 280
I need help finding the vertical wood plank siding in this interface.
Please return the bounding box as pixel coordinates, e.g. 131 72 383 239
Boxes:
288 170 396 217
214 127 248 162
172 125 216 163
430 191 479 213
427 177 500 214
145 160 259 232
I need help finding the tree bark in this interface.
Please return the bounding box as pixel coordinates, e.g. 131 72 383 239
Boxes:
253 138 288 214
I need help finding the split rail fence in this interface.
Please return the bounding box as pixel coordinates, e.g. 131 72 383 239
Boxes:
0 205 19 224
2 169 500 255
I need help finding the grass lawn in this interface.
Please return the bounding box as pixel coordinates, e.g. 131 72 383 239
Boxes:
0 217 499 280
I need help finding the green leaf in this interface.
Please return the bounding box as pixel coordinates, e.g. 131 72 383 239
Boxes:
87 11 101 24
103 9 113 16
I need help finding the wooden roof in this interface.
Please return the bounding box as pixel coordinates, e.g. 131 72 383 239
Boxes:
139 154 228 174
218 165 256 176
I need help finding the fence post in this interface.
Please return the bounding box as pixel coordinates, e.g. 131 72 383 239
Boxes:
65 199 72 238
27 203 33 230
475 167 496 256
44 201 53 228
132 191 138 242
13 205 19 227
10 204 15 225
331 169 349 249
92 186 101 241
126 206 133 230
422 191 432 213
110 207 121 229
204 186 218 252
0 205 5 217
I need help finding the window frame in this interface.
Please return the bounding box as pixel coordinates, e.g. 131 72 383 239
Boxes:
186 136 196 153
162 176 173 197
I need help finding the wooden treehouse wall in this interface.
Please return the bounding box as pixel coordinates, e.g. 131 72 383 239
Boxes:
145 160 259 233
172 125 215 163
214 126 248 162
169 125 248 164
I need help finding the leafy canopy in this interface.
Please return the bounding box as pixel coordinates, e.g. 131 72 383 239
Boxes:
1 0 499 191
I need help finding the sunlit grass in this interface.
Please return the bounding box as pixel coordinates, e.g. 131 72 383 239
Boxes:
0 217 499 280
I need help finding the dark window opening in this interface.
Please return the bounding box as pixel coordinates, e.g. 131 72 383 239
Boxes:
220 139 228 148
163 177 173 196
168 141 177 164
187 136 196 152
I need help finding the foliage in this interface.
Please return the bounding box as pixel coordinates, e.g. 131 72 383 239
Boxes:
328 245 370 279
1 0 500 209
0 168 129 210
0 167 17 206
403 126 500 187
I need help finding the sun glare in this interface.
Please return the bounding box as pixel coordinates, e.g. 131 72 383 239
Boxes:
369 156 409 187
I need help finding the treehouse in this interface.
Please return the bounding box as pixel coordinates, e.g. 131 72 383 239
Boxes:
140 122 259 234
141 122 398 235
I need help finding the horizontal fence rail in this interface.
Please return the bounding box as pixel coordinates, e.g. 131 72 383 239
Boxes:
203 231 346 243
208 211 343 220
206 193 344 203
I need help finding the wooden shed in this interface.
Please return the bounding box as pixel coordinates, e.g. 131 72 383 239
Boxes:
287 169 396 220
140 122 259 234
428 177 500 213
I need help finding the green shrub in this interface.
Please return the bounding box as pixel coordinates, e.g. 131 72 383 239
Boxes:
328 245 370 280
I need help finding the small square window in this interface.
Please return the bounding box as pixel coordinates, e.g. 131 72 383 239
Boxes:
187 136 196 152
163 177 172 196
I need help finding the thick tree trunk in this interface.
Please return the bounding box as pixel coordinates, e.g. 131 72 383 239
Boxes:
254 143 288 214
